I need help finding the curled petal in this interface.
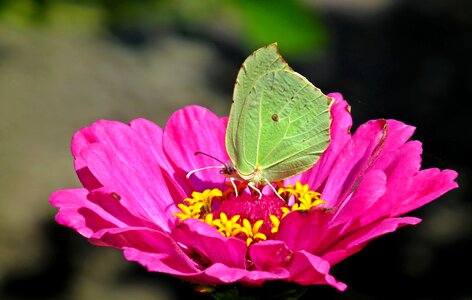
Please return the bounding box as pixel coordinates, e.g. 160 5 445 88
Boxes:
125 249 288 285
171 218 247 269
201 263 289 285
250 241 345 289
378 120 416 152
277 208 333 254
285 251 346 291
90 227 201 273
50 188 119 238
87 187 159 228
249 240 293 271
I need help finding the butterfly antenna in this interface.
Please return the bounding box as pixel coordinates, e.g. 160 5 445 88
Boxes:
194 151 225 164
186 165 222 179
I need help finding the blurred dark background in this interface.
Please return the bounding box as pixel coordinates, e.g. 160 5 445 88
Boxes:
0 0 470 299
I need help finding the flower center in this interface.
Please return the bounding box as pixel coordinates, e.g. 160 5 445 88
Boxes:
174 181 326 246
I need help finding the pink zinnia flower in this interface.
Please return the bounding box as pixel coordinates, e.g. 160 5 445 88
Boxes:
50 93 457 291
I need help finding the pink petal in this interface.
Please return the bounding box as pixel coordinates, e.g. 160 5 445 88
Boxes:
50 189 121 238
299 93 352 190
128 118 174 175
378 120 416 152
320 119 388 206
249 240 293 271
80 136 178 232
330 169 387 227
123 248 206 280
358 141 423 225
87 187 159 229
285 251 347 291
163 106 229 192
201 263 289 285
124 249 288 285
72 119 187 203
89 227 201 273
249 241 346 289
393 168 458 216
277 208 334 254
72 126 103 190
322 216 421 265
75 166 103 191
358 137 457 225
171 218 247 269
129 118 188 200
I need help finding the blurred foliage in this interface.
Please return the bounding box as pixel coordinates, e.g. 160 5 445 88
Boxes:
226 0 326 55
0 0 326 55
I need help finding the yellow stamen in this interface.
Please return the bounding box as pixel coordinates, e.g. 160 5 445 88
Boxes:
174 189 222 222
269 214 281 233
204 213 214 225
278 181 326 217
211 213 241 237
185 189 222 213
174 202 203 220
240 219 267 246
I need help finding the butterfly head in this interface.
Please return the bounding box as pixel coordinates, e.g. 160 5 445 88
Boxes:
219 161 239 179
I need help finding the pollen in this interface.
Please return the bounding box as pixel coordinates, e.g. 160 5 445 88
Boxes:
175 180 326 245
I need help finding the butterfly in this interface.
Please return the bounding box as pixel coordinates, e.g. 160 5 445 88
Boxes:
188 43 332 200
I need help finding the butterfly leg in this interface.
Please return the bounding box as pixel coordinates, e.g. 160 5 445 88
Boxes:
264 179 285 202
230 177 238 197
248 182 263 199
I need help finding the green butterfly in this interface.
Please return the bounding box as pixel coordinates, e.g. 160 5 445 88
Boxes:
189 43 332 198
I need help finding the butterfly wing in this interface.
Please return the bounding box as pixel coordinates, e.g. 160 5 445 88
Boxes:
225 44 332 182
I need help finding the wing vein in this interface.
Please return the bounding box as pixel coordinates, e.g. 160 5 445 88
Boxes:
255 87 264 168
261 141 325 171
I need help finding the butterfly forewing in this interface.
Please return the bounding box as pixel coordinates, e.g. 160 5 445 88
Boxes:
226 44 289 175
226 44 332 182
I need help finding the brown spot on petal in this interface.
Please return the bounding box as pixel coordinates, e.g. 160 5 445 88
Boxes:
320 206 336 214
189 247 212 267
283 251 294 266
111 193 121 200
